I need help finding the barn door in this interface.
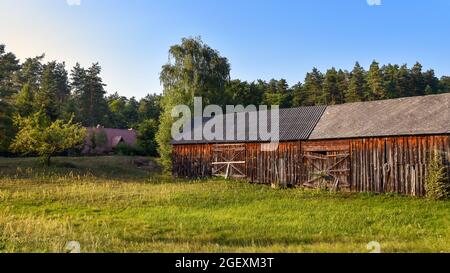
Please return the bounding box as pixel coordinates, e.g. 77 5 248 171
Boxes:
212 144 246 179
302 151 350 191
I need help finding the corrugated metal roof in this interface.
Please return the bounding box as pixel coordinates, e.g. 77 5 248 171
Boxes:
171 105 327 144
309 93 450 140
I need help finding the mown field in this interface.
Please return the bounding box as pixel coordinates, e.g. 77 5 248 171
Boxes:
0 156 449 253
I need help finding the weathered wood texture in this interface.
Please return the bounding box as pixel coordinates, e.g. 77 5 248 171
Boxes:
172 135 450 196
172 144 212 178
350 136 450 196
211 144 246 178
245 142 303 187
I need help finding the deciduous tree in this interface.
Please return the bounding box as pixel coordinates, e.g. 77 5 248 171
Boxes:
10 112 86 166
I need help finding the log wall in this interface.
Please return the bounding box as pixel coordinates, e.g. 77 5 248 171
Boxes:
350 135 450 196
172 144 212 178
172 135 450 196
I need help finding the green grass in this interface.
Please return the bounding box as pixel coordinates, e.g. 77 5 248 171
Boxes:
0 156 449 253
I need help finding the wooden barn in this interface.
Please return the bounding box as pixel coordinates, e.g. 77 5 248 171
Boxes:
172 93 450 196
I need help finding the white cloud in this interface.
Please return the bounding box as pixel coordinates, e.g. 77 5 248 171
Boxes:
367 0 382 6
66 0 81 6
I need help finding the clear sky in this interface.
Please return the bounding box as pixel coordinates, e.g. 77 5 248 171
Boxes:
1 0 449 98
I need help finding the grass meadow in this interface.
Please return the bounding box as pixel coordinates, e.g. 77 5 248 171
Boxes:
0 156 449 253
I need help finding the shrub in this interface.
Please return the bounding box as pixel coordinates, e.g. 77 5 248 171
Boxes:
425 151 449 200
115 143 143 156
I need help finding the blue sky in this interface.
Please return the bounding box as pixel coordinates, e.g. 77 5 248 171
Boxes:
0 0 449 98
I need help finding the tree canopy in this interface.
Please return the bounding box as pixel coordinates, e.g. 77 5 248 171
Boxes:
0 41 449 160
10 112 86 165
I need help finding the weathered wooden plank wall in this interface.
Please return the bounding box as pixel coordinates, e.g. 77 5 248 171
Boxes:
172 135 450 196
172 144 212 178
350 135 450 196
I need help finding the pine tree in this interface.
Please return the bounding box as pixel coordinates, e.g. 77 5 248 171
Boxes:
336 69 349 104
367 61 386 100
321 68 340 105
396 64 412 98
381 64 398 99
303 68 324 106
291 82 306 107
13 55 44 96
53 62 70 112
71 63 109 127
34 62 60 119
14 83 34 116
424 85 433 95
411 62 425 96
346 62 367 103
440 76 450 93
0 44 21 101
0 45 20 153
423 69 440 94
262 79 290 107
138 93 162 122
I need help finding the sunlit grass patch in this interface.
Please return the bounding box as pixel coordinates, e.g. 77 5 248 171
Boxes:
0 156 449 253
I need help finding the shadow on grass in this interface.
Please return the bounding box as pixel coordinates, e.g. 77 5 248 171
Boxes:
0 156 162 182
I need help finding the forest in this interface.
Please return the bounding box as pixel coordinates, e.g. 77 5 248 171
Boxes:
1 38 449 161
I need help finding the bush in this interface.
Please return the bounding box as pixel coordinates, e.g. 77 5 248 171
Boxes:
115 143 143 156
425 151 449 200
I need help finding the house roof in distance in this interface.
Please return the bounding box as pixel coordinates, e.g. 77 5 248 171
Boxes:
309 93 450 140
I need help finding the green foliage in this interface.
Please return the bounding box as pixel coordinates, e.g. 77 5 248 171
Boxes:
10 112 86 165
346 62 367 102
106 93 143 129
0 44 20 101
115 142 143 156
137 119 159 156
139 94 162 121
157 37 231 172
14 83 34 116
107 93 129 128
1 41 450 160
301 68 324 106
0 45 20 154
87 128 108 154
321 68 343 105
156 87 191 172
34 62 60 119
425 151 449 200
159 37 231 106
0 99 16 154
438 76 450 93
262 79 291 107
367 61 386 100
70 63 109 127
225 79 264 106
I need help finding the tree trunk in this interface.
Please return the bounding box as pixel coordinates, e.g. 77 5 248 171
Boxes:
43 155 51 167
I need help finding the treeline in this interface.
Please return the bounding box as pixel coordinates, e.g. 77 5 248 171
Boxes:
225 62 449 108
0 44 162 155
1 40 449 161
155 37 450 172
